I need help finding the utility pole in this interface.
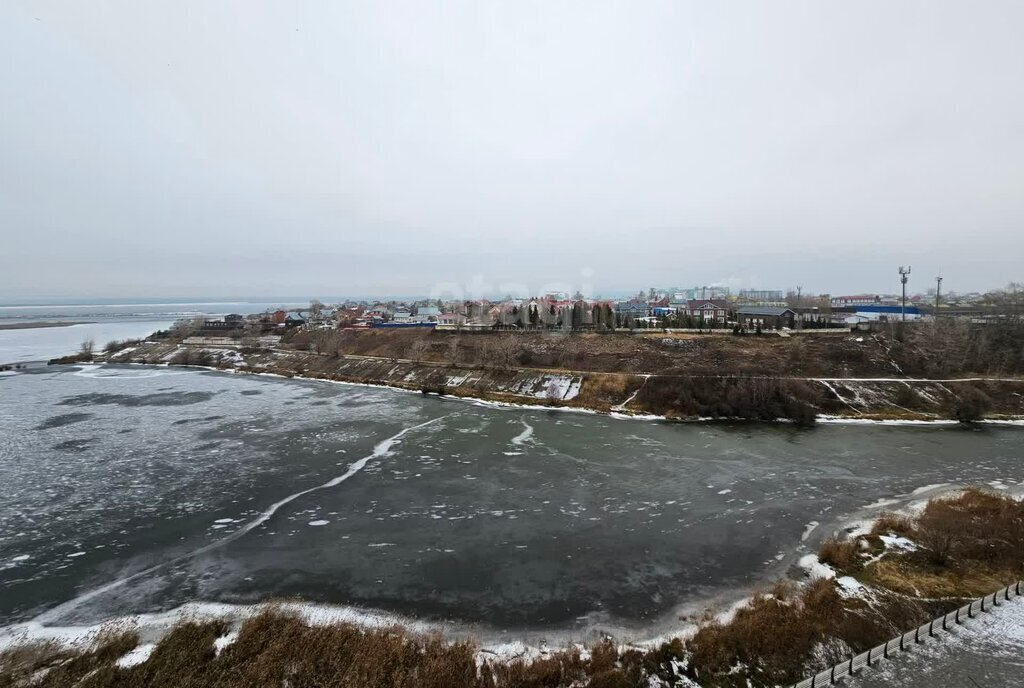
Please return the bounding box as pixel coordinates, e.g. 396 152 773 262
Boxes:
899 266 911 322
795 286 803 329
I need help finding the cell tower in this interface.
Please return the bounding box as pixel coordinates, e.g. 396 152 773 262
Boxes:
899 266 911 322
935 274 943 312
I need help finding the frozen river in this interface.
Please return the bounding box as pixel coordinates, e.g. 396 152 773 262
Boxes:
1 364 1023 644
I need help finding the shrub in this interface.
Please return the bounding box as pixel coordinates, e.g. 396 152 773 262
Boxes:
951 385 992 422
104 338 142 354
818 537 859 572
870 512 913 536
635 376 819 425
170 348 214 367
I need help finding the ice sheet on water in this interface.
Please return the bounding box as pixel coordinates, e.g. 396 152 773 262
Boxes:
510 419 535 446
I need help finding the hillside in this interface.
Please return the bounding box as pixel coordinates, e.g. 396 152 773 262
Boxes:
91 325 1024 424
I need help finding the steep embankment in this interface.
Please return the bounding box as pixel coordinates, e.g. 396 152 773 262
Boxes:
95 332 1024 424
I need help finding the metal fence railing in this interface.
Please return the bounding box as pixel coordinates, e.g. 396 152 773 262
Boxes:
790 580 1023 688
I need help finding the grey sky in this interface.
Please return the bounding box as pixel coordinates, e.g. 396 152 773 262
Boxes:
2 1 1022 300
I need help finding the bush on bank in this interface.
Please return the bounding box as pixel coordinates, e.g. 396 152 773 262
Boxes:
635 376 821 426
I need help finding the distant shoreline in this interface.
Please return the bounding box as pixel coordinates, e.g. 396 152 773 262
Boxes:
0 321 92 331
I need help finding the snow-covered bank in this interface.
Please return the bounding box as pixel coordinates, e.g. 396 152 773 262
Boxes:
151 361 1024 426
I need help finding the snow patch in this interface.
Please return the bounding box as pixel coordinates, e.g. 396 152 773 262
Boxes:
115 643 154 668
798 554 835 580
879 534 918 552
214 631 238 656
836 576 863 592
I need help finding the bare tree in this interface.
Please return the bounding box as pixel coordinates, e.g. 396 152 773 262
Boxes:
408 337 430 362
447 336 462 365
494 334 519 368
79 338 95 357
312 331 337 355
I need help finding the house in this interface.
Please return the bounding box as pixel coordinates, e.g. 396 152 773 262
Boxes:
334 307 364 326
438 312 466 326
684 299 729 323
284 312 306 327
365 305 391 320
392 309 412 322
270 309 287 324
201 313 245 332
416 306 441 322
614 301 650 318
736 306 796 330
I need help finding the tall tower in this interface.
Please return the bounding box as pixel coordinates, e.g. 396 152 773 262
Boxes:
899 266 912 321
935 275 943 312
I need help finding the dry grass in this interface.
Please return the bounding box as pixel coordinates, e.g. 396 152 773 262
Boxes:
574 373 638 411
684 488 1022 687
858 554 1011 599
817 537 860 573
682 578 920 688
0 610 668 688
0 628 138 688
870 512 914 537
287 328 906 378
858 488 1024 597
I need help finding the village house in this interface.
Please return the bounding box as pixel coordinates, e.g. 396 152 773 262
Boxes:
365 304 391 320
736 306 797 330
201 313 245 332
437 312 466 326
614 300 650 318
415 306 441 322
284 311 306 328
683 299 729 324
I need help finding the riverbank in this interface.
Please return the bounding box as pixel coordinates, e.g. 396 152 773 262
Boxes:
86 332 1024 424
2 487 1020 687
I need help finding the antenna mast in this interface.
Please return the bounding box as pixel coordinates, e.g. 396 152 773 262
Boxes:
899 266 911 322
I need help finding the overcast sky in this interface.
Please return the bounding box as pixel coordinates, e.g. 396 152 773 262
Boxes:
2 1 1022 301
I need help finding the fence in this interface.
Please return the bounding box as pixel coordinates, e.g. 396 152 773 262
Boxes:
791 580 1022 688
